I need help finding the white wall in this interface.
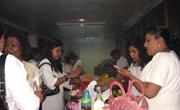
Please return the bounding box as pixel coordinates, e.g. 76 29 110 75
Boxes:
28 35 38 47
28 36 116 74
62 38 116 75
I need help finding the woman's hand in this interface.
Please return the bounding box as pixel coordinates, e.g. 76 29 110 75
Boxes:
68 65 82 79
35 90 43 103
114 66 132 78
114 65 161 99
40 83 46 102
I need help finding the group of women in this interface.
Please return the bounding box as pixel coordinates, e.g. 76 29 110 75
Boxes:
114 26 180 110
3 25 180 110
3 29 82 110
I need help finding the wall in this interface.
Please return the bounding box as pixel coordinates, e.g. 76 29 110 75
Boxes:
28 35 38 47
62 38 116 75
118 0 180 58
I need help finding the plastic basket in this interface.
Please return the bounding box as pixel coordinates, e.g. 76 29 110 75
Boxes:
109 79 148 110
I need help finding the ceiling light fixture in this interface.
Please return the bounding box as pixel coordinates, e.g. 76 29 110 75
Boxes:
79 19 85 22
57 21 105 26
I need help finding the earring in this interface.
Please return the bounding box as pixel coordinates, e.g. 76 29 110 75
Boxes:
158 44 160 47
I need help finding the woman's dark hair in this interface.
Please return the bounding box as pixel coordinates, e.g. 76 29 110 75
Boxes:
40 38 63 73
144 25 180 54
64 51 78 63
110 49 121 56
29 47 40 60
126 36 152 69
145 26 170 47
4 29 31 61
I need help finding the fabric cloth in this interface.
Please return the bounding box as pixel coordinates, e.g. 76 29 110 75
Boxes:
22 61 42 89
28 59 38 67
39 58 72 110
140 51 180 110
2 52 40 110
128 63 142 96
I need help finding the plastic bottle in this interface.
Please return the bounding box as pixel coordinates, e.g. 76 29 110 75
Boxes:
81 90 91 110
93 86 105 110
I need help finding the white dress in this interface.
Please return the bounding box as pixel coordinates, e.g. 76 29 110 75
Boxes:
2 52 40 110
39 59 72 110
140 51 180 110
128 63 142 96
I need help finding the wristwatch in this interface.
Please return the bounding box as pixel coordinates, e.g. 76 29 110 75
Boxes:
64 75 69 81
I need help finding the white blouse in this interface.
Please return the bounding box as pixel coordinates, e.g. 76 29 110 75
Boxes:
140 51 180 110
39 58 72 110
128 63 142 96
3 52 40 110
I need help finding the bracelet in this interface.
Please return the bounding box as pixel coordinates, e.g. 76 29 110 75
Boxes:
64 75 69 81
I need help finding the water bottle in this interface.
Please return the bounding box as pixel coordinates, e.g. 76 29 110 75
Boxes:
81 90 91 110
93 86 105 110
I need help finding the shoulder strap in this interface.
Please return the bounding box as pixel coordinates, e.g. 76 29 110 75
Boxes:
0 53 8 109
38 62 53 71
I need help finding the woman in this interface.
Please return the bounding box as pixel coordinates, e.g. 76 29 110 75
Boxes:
126 36 151 96
4 29 43 91
114 26 180 110
0 21 42 110
28 47 41 67
63 51 79 101
64 51 78 74
38 38 82 110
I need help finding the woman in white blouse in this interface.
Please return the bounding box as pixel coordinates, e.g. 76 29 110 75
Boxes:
39 38 82 110
115 26 180 110
126 36 151 96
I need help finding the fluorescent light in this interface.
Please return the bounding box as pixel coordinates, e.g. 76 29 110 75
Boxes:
79 19 85 22
57 22 105 26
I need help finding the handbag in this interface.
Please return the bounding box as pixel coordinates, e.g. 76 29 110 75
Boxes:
0 54 9 110
109 79 148 110
38 62 60 96
43 83 60 96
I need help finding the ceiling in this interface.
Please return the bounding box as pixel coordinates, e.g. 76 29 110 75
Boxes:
0 0 163 41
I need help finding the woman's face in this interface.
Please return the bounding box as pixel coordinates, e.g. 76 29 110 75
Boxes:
52 46 62 61
128 45 141 62
4 36 23 60
144 33 159 56
69 57 78 66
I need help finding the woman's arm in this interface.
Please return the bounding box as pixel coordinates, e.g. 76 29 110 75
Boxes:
54 65 82 86
115 66 161 99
